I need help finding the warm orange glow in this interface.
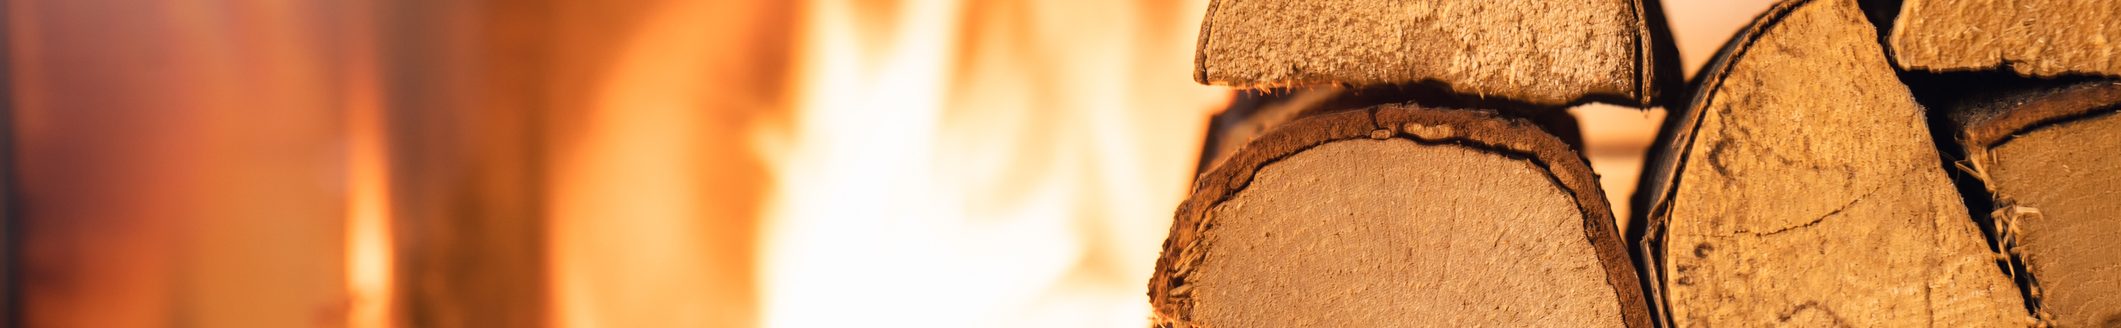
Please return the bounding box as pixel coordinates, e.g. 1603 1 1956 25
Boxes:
550 3 716 325
344 49 395 328
547 1 784 327
340 3 393 326
1 1 1785 326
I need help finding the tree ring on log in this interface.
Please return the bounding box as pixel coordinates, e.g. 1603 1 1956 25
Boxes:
1149 104 1646 327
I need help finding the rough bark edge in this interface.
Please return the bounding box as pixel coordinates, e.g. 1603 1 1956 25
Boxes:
1956 81 2121 148
1188 0 1682 109
1192 86 1597 177
1189 0 1218 85
1637 0 1686 110
1629 1 1817 326
1150 104 1646 328
1949 81 2121 324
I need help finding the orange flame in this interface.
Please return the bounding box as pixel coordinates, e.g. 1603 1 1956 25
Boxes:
343 42 394 328
339 2 393 326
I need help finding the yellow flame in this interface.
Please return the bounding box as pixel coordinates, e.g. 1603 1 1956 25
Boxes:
346 96 394 328
344 5 395 325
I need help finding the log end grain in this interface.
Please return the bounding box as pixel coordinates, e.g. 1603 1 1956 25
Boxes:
1991 112 2121 327
1643 0 2033 325
1151 105 1647 327
1955 81 2121 327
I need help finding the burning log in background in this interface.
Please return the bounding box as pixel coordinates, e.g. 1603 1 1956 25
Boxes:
1 0 1220 326
0 0 1784 327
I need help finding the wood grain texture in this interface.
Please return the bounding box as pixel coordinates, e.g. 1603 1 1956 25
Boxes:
1890 0 2121 78
1193 0 1680 107
1952 81 2121 327
1636 0 2030 326
1152 105 1646 327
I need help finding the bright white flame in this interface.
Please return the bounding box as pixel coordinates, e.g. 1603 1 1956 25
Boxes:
759 0 1225 327
763 0 1010 326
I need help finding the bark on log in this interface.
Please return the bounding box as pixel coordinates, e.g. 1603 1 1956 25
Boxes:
1193 0 1682 108
1196 89 1352 175
1196 87 1587 176
1889 0 2121 78
1152 105 1645 327
1633 0 2031 325
1946 81 2121 327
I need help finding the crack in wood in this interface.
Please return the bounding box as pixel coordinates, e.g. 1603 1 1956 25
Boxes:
1736 185 1877 237
1775 301 1853 327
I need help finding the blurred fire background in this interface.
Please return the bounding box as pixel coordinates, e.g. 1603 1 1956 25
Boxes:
0 0 1772 327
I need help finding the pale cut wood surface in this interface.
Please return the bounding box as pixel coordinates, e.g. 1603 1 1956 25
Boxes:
1890 0 2121 78
1193 138 1621 328
1194 0 1676 107
1951 81 2121 326
1641 0 2031 326
1152 105 1648 327
1989 112 2121 327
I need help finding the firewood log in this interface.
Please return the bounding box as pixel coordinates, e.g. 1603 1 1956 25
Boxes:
1632 0 2031 325
1193 0 1681 108
1938 80 2121 327
1152 105 1646 327
1889 0 2121 78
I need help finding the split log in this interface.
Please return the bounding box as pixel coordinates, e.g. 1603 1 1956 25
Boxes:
1944 80 2121 327
1152 105 1646 327
1193 0 1681 107
1889 0 2121 78
1632 0 2030 325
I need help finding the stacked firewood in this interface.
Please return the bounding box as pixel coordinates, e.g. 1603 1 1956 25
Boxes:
1151 0 2120 327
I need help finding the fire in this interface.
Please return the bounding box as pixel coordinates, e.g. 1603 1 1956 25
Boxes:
543 0 1226 326
343 30 395 328
5 0 1763 326
546 1 788 327
339 2 394 326
344 84 395 328
757 0 1226 327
